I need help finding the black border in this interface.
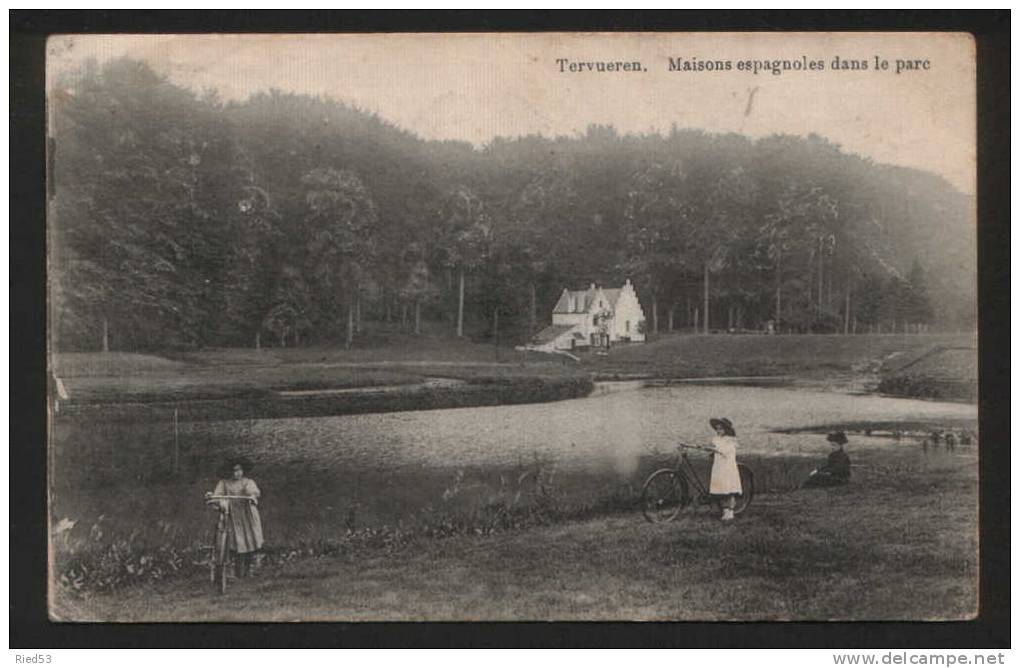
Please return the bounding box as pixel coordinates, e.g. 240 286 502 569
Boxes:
11 10 1009 648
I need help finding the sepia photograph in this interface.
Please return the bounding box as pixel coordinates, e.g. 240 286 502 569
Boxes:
44 31 979 623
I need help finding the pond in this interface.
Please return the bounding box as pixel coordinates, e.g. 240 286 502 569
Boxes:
50 382 978 548
174 381 977 475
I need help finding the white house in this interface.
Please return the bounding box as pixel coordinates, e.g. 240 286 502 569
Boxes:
525 279 646 352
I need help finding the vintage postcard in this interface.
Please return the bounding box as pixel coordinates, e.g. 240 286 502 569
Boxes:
46 32 977 622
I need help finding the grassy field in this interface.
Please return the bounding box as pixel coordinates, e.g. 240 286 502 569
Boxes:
52 332 977 413
586 332 976 381
56 440 977 621
53 335 590 421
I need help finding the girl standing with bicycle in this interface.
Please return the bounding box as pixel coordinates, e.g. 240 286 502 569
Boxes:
207 459 264 578
708 418 742 522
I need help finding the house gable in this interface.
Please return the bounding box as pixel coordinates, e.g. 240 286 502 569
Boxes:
547 279 646 345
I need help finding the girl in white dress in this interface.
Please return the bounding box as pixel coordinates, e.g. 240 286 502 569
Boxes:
708 418 742 522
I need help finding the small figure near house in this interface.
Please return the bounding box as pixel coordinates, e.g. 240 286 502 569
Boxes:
803 431 852 488
707 417 742 522
206 459 264 578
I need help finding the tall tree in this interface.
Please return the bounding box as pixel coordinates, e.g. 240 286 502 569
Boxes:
300 167 378 347
621 159 689 334
435 186 492 337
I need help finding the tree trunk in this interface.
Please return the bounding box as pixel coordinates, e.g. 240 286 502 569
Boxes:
493 308 500 345
651 295 658 335
386 300 392 323
414 300 421 335
844 284 851 334
703 262 710 334
828 267 834 310
529 283 537 334
817 240 824 312
727 303 734 331
668 306 674 332
446 267 453 325
254 330 260 350
693 308 700 333
346 303 354 350
355 295 362 335
775 249 782 329
457 269 465 337
401 303 407 328
102 316 110 352
279 330 286 348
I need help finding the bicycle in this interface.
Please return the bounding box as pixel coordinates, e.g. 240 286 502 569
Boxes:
205 494 255 594
641 443 755 523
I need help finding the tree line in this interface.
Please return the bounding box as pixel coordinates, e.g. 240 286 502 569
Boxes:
49 58 975 352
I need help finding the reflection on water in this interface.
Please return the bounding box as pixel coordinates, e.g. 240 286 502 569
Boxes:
173 382 976 476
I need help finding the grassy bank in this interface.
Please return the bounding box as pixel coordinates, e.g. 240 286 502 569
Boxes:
586 332 976 383
52 332 977 422
57 373 594 422
54 438 977 621
53 337 591 421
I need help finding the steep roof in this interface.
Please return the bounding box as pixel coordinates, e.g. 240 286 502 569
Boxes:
602 289 622 307
552 285 626 314
531 324 576 345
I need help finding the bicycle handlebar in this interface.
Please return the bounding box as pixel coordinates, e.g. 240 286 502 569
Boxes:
677 443 713 453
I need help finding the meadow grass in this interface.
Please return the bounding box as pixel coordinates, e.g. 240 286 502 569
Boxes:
53 333 588 414
52 332 975 415
55 441 977 621
50 431 977 621
588 332 976 380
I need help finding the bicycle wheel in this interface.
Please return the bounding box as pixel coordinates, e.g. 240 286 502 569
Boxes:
215 522 230 595
641 469 690 523
219 557 228 595
733 464 755 515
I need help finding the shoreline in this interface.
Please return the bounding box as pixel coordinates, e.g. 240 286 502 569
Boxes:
54 369 977 424
55 374 596 423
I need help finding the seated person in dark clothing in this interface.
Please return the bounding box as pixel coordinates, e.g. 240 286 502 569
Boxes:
803 431 852 488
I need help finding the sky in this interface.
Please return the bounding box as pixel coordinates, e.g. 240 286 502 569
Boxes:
47 32 975 194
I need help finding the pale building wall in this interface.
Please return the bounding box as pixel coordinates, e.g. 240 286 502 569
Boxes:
610 282 646 342
547 281 647 348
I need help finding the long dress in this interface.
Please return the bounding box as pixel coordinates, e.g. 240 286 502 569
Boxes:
213 477 264 554
803 448 851 488
709 435 743 495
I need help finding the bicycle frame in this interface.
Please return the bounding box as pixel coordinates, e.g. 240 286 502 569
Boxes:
676 452 711 499
206 495 252 593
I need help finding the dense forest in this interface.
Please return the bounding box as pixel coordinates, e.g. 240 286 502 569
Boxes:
49 58 976 352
